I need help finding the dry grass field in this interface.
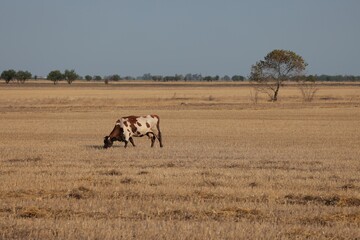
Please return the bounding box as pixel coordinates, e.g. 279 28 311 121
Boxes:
0 81 360 239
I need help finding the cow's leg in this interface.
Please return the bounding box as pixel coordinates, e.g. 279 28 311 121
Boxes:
149 132 162 148
155 120 163 148
151 135 156 147
153 130 163 147
123 134 131 148
145 133 155 147
149 132 163 148
151 127 163 148
129 137 136 147
157 130 163 147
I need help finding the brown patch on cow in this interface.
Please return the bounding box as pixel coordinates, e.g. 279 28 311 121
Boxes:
123 117 139 134
137 122 142 127
123 121 128 127
151 114 159 119
146 122 150 128
109 125 121 139
130 124 137 133
116 119 121 123
127 129 130 133
126 116 138 125
136 131 141 135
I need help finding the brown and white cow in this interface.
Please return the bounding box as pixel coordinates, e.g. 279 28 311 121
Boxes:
103 115 163 148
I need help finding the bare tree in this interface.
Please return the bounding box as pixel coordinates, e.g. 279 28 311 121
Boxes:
298 78 319 102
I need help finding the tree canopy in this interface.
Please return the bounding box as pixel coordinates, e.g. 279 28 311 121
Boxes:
1 69 17 84
85 75 93 81
47 70 64 85
64 69 79 84
16 71 32 84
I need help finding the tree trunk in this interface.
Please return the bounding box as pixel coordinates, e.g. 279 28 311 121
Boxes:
273 82 280 102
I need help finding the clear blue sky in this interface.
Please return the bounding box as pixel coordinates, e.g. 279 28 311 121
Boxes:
1 0 359 77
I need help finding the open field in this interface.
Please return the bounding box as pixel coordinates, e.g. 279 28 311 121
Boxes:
0 81 360 239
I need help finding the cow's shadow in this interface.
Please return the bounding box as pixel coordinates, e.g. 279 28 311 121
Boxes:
86 145 104 150
86 144 125 150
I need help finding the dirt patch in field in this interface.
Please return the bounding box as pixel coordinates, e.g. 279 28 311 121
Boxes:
66 186 95 200
282 194 360 207
340 183 358 190
137 171 149 175
1 189 67 200
120 177 137 184
129 207 263 221
99 169 122 176
283 194 340 206
5 157 42 163
198 179 224 188
337 197 360 207
16 207 49 219
11 206 109 220
300 212 360 226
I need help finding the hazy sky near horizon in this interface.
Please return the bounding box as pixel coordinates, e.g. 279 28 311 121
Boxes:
1 0 359 77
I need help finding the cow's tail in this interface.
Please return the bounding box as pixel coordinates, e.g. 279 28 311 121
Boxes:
156 115 163 148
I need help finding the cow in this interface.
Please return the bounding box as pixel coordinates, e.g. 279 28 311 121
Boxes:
103 115 163 149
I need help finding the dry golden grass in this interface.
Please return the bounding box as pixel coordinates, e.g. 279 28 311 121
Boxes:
0 81 360 239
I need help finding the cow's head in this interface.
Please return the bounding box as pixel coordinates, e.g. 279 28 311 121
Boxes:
103 136 114 149
104 122 126 148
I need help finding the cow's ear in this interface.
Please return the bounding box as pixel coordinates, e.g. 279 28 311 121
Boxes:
104 136 109 139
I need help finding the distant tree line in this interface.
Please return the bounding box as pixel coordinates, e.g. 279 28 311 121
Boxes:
84 75 103 81
1 69 247 84
2 68 360 84
307 75 360 82
140 73 246 82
